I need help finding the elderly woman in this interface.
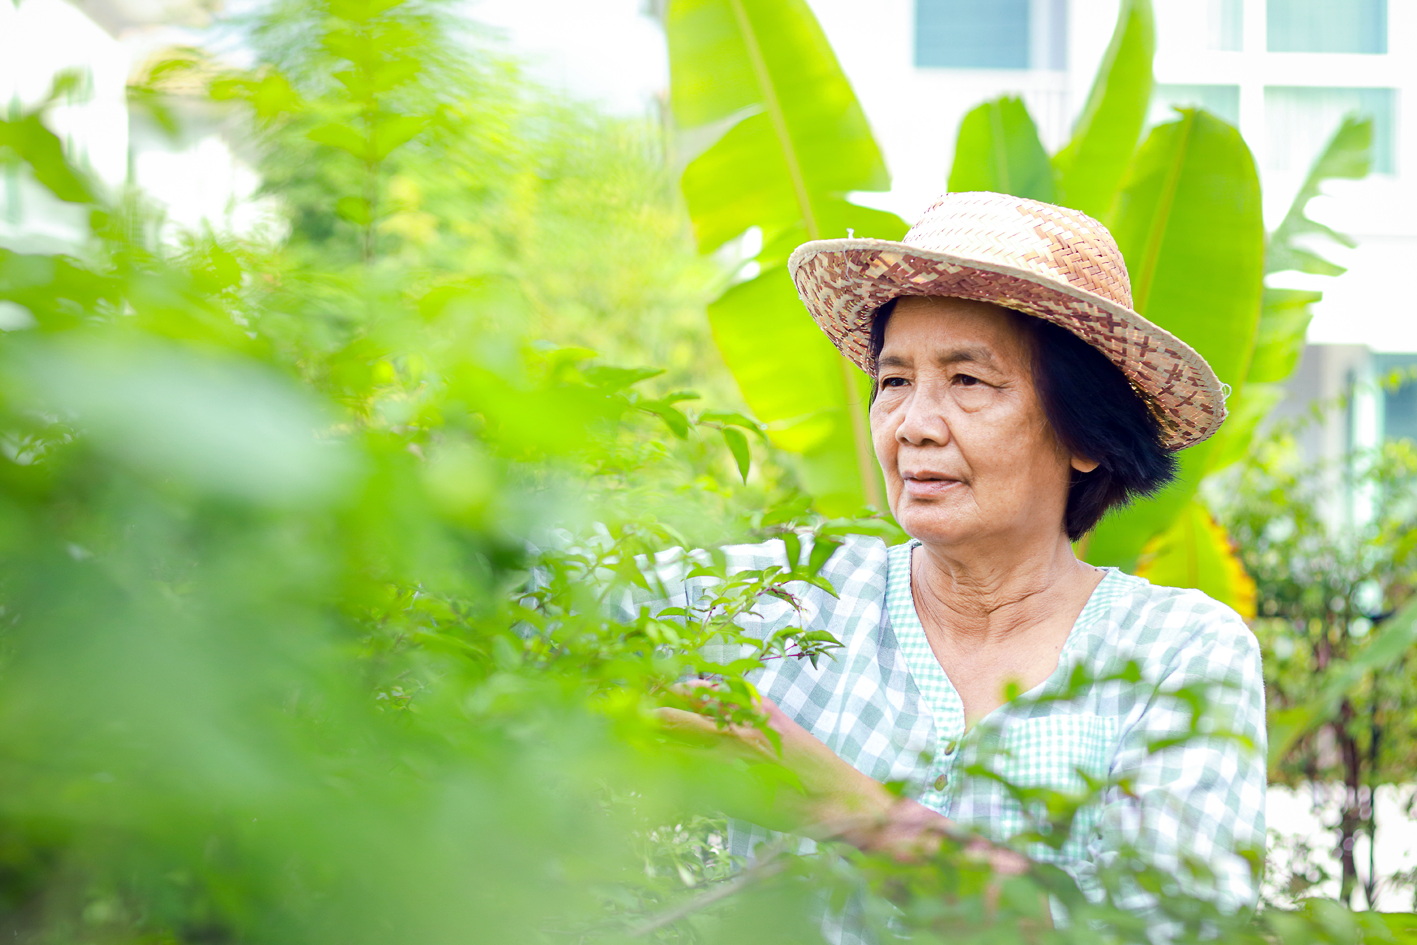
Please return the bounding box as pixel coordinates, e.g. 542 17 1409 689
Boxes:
654 192 1267 928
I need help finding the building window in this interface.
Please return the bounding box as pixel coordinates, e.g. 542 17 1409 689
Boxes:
1210 0 1243 51
1267 0 1387 54
1265 86 1396 174
1150 84 1241 128
915 0 1066 70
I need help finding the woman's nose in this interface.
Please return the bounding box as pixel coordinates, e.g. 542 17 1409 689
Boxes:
895 388 950 446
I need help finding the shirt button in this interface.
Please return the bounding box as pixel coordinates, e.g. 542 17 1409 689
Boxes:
933 774 948 791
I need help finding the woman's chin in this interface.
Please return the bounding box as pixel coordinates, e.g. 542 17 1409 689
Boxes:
894 509 976 549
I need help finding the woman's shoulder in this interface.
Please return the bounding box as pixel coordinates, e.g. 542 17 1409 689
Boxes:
1083 568 1260 671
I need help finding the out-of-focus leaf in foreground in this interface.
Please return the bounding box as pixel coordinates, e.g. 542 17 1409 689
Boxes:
5 335 358 504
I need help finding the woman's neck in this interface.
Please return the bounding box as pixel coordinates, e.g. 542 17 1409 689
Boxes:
911 533 1100 651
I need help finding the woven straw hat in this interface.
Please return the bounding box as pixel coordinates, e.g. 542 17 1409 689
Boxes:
788 191 1226 449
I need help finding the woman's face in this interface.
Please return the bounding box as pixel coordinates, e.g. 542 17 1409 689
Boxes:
869 297 1089 553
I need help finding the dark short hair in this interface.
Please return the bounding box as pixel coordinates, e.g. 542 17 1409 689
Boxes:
868 299 1177 541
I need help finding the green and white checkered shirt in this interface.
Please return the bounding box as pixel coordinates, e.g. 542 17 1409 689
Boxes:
637 534 1267 921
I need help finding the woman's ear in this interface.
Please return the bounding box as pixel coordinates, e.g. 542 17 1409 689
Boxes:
1071 454 1099 474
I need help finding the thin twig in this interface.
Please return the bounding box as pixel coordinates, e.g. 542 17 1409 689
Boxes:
624 848 789 938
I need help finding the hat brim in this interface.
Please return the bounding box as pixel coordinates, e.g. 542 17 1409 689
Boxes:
788 238 1226 450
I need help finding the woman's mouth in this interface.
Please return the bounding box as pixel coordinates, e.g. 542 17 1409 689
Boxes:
902 475 961 497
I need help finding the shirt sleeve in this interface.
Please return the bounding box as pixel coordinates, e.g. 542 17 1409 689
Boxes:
1072 602 1268 919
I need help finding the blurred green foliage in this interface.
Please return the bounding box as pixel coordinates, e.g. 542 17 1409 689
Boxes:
1 0 1414 942
2 2 799 941
1219 424 1417 910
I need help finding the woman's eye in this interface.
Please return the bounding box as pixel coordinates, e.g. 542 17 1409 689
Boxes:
879 376 907 389
955 374 981 387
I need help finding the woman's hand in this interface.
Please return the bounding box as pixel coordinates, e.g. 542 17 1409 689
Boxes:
656 680 894 841
655 680 1027 873
656 681 1043 929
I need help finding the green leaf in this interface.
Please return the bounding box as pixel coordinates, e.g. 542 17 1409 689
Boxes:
0 114 96 204
1052 0 1155 221
585 365 665 393
250 71 301 121
371 114 427 161
1199 382 1284 476
0 249 114 325
332 60 422 98
1200 118 1373 472
1083 109 1263 568
1241 116 1374 388
42 69 88 107
640 400 691 439
4 336 357 505
1116 109 1264 391
307 121 369 159
1134 500 1256 616
1267 115 1371 278
699 409 763 435
1373 913 1417 945
705 268 877 512
1246 287 1320 385
676 105 899 265
327 0 406 24
722 426 751 482
947 97 1054 201
336 195 373 225
667 0 903 511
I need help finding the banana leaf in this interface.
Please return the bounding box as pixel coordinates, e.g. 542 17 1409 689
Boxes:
666 0 906 512
1249 116 1373 386
1267 115 1372 280
1092 114 1371 601
947 96 1054 201
1134 499 1256 619
1052 0 1155 222
1082 109 1264 569
1196 116 1372 476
